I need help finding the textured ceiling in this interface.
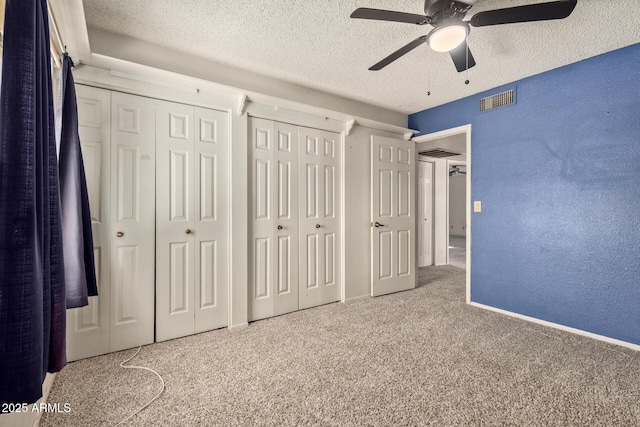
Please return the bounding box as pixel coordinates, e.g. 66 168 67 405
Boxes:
82 0 640 115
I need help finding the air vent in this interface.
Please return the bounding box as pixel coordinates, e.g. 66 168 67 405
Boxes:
419 148 461 158
480 89 515 112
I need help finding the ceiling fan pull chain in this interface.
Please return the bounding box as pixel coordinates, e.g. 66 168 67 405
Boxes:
427 47 431 96
465 42 470 85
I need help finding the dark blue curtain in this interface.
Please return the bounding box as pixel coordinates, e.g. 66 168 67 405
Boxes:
57 53 97 309
0 0 67 405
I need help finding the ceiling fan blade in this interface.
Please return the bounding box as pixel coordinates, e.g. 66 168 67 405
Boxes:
351 8 428 25
449 40 476 72
470 0 577 27
369 36 428 71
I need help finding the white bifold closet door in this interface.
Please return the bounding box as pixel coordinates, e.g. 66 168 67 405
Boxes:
66 87 156 360
298 127 341 309
249 118 300 321
155 101 229 342
249 118 341 321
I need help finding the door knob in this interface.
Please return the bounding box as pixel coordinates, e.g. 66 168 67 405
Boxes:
374 222 384 228
315 224 321 229
185 229 192 235
116 231 124 237
277 225 283 230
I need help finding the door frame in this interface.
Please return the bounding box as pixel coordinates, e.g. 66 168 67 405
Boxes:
413 124 471 304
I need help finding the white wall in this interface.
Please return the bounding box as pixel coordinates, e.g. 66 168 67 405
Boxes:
343 125 372 301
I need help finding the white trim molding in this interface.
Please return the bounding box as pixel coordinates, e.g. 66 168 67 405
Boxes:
228 322 249 331
412 124 473 143
109 69 200 94
237 93 248 116
470 302 640 352
345 119 356 136
340 131 347 303
343 294 370 304
48 0 92 65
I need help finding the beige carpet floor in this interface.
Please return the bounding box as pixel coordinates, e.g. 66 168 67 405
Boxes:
448 236 466 269
42 266 640 426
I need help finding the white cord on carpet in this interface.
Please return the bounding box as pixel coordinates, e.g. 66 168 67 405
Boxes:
114 346 165 426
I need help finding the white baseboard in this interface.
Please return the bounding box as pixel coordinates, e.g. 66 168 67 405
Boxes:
343 294 370 304
228 322 249 331
469 302 640 352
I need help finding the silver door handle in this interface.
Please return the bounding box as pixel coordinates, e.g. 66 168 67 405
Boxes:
374 222 384 228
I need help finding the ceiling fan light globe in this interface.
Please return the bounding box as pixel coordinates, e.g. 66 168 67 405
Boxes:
427 24 469 52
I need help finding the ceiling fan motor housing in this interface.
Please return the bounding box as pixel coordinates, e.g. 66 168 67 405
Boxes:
424 0 473 25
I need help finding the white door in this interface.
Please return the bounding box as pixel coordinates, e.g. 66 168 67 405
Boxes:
418 160 434 267
371 135 416 297
156 102 230 341
66 85 111 361
155 101 195 341
193 107 229 333
298 127 341 309
110 92 155 351
249 118 299 321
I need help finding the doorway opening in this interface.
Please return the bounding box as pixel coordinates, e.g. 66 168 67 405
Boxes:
413 125 471 303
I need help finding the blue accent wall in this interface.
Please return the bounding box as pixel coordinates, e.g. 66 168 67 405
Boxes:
409 43 640 345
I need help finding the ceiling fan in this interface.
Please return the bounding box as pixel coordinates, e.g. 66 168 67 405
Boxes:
350 0 577 72
449 165 466 176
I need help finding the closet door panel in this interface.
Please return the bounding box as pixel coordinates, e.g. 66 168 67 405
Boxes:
298 127 323 309
320 131 341 304
249 119 299 320
249 118 275 321
194 107 228 333
273 121 299 316
249 117 277 321
156 101 196 342
66 85 111 361
113 245 141 323
299 128 341 309
110 92 155 352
